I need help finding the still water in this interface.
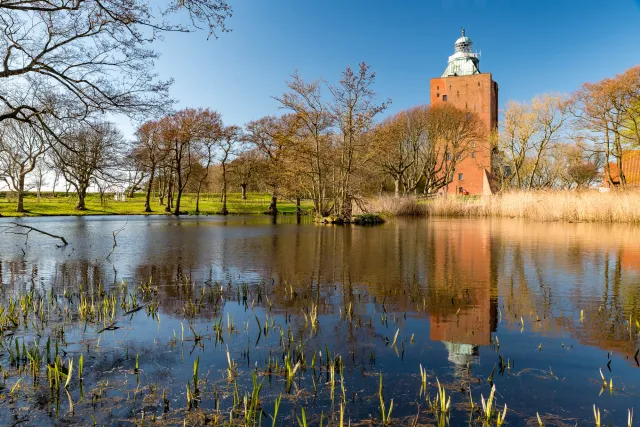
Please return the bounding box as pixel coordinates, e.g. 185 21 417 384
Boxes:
0 215 639 426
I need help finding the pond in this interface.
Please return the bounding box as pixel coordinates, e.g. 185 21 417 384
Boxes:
0 215 638 426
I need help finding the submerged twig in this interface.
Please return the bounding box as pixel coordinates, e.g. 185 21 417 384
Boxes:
106 221 127 260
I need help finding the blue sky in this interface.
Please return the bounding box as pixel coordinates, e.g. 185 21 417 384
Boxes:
120 0 640 137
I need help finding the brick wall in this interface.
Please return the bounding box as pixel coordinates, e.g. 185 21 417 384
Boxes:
429 73 498 195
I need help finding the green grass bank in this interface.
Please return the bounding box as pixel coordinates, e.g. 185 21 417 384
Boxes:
0 192 314 217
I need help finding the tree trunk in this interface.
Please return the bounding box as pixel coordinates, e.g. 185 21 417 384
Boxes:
267 192 277 216
144 167 155 213
165 175 173 213
296 197 301 215
76 186 87 210
16 174 25 213
174 187 182 216
394 177 401 197
195 182 203 214
174 161 183 215
241 183 247 200
221 191 228 215
221 165 228 215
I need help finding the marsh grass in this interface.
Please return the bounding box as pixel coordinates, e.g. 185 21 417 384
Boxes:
361 195 427 217
425 190 640 223
0 271 637 426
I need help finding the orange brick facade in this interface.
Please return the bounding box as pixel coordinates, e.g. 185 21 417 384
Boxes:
430 74 498 195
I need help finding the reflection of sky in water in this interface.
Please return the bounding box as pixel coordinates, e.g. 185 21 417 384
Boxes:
1 216 640 425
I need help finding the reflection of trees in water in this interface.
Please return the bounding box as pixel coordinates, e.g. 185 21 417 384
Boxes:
496 223 640 359
1 219 639 359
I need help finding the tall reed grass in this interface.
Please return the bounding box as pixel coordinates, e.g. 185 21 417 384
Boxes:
361 195 427 217
366 190 640 223
425 190 640 223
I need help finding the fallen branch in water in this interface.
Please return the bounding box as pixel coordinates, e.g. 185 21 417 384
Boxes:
1 222 69 246
106 220 127 260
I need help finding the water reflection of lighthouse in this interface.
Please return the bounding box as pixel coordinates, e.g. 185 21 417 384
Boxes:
427 220 498 374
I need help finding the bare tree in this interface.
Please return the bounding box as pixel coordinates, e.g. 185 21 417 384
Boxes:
245 115 300 215
35 162 46 202
194 120 224 214
422 104 485 194
371 106 429 196
275 73 333 216
216 125 240 215
329 62 388 219
0 120 49 212
50 165 61 197
0 1 231 131
229 148 261 200
499 100 538 189
134 120 169 212
159 108 223 215
572 66 640 186
51 122 124 210
526 95 569 189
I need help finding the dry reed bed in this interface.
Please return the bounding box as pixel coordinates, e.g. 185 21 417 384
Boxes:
431 191 640 222
368 191 640 223
361 195 428 217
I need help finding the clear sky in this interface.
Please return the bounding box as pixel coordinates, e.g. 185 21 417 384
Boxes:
119 0 640 137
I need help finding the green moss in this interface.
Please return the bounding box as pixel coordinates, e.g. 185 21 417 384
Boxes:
352 213 385 225
314 213 385 225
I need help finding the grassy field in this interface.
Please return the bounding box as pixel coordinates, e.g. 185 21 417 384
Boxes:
0 192 314 217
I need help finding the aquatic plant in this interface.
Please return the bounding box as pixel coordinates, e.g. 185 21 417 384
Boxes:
379 372 394 425
436 378 451 413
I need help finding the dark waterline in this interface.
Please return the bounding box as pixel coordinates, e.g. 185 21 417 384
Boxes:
0 215 639 425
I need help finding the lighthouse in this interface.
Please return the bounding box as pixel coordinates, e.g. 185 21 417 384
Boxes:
430 29 498 195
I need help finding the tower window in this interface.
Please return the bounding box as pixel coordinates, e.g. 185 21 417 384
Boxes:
471 141 476 148
471 152 476 158
437 85 439 90
442 95 448 102
437 93 440 98
458 173 464 181
446 153 451 160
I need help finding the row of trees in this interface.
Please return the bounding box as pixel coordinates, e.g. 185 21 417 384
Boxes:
3 65 638 216
0 0 637 218
494 66 640 191
123 63 488 219
0 0 232 212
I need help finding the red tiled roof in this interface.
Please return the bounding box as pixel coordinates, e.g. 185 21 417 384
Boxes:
606 150 640 185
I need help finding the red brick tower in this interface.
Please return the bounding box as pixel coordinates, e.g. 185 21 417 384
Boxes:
430 29 498 195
